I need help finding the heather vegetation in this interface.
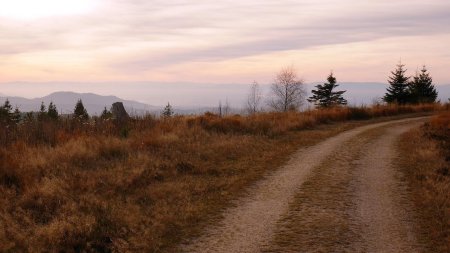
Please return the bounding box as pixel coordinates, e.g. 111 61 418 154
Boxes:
0 99 443 252
398 112 450 252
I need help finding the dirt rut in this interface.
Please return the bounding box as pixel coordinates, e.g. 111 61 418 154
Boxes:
354 124 423 252
182 117 427 253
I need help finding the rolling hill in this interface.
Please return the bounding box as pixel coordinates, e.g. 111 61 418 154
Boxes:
0 92 159 115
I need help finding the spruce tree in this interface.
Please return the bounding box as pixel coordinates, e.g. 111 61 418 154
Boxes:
383 63 410 104
73 99 89 121
162 102 174 117
11 107 21 124
410 66 438 103
38 101 47 121
100 107 112 120
0 99 13 123
47 101 59 120
308 72 347 108
2 99 12 113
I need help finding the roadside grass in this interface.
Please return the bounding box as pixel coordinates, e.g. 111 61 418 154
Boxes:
0 104 444 252
397 111 450 253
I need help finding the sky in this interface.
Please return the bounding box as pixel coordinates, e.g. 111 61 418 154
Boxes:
0 0 449 104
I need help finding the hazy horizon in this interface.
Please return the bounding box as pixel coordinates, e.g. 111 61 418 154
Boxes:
1 81 449 108
0 81 404 105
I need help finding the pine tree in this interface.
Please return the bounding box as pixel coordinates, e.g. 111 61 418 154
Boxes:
11 107 21 124
162 102 174 117
38 101 47 121
0 99 13 123
383 63 411 104
47 101 59 120
409 66 438 103
100 107 112 120
308 72 347 108
2 99 12 113
73 99 89 121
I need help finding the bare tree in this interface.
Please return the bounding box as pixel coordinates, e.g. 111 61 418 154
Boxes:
246 81 262 114
223 98 230 116
217 99 231 116
269 66 306 112
218 100 222 117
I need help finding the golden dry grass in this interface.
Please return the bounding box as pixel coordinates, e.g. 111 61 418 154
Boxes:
0 104 443 252
397 111 450 252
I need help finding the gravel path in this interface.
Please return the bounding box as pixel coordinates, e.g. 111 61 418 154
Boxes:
182 117 427 253
354 123 423 252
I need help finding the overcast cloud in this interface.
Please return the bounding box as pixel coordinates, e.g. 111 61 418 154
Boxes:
0 0 449 85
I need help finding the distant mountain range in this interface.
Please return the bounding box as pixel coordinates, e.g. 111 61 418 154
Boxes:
0 91 222 116
0 92 160 115
1 83 449 115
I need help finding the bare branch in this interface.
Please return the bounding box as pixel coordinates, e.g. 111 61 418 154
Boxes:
269 66 306 112
246 81 262 114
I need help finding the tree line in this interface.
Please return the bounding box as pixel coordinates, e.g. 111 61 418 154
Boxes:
383 63 437 104
0 62 441 122
246 63 439 114
0 99 93 126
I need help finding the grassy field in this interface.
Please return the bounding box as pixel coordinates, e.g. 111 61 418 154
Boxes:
398 111 450 253
0 104 443 252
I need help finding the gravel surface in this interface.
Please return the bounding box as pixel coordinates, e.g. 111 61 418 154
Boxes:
182 117 428 253
354 123 424 252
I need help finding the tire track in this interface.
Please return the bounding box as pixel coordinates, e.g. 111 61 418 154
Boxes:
353 123 424 252
181 117 428 253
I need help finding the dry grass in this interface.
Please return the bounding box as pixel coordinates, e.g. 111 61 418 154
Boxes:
0 104 443 252
397 111 450 252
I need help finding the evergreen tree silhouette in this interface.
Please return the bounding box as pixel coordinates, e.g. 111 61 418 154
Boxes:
308 72 347 107
410 66 438 103
73 99 89 121
100 107 112 120
162 102 174 117
38 101 47 121
11 107 21 124
0 99 13 124
47 101 59 120
383 63 410 104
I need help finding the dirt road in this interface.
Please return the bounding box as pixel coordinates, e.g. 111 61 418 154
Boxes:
182 117 428 253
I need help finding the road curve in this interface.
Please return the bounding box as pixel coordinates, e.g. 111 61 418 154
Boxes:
182 117 428 253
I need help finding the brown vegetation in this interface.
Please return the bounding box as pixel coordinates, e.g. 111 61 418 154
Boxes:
398 111 450 252
0 104 443 252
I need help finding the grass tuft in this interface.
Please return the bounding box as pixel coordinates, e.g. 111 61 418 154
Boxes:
397 111 450 252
